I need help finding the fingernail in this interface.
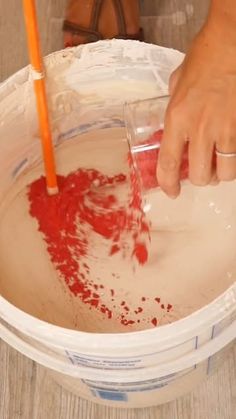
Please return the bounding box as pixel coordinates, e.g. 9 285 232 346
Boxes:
162 190 179 199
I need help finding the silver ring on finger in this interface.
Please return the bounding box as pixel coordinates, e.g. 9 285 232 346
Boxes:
215 149 236 158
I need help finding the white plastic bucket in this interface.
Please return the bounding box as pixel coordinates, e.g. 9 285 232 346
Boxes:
0 40 235 408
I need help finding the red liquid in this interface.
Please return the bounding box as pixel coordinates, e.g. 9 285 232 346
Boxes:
133 130 189 190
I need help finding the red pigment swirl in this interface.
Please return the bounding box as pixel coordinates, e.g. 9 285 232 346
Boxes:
28 131 182 328
28 169 151 324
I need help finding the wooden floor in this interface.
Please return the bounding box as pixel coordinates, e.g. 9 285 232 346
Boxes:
0 1 235 418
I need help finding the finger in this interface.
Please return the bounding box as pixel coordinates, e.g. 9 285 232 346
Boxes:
216 154 236 181
157 123 185 198
216 137 236 181
169 64 183 96
210 170 219 186
188 131 215 186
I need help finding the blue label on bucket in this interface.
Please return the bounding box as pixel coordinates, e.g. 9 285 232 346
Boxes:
91 389 128 402
82 378 168 402
81 366 196 401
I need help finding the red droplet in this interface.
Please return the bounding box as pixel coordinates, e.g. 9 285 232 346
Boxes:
151 318 158 327
110 244 120 255
133 242 148 265
121 319 135 326
134 307 143 314
110 289 115 297
89 299 99 308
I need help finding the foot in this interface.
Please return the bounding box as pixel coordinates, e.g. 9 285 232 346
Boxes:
63 0 142 47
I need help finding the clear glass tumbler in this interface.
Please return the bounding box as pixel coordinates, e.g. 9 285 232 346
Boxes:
124 95 169 195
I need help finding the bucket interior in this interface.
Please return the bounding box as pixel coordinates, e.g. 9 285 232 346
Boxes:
0 41 235 334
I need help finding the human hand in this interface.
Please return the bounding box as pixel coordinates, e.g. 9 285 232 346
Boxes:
157 15 236 198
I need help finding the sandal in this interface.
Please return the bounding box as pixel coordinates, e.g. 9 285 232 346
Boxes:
63 0 143 47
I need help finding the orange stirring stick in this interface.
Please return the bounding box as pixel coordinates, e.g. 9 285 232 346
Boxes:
22 0 58 195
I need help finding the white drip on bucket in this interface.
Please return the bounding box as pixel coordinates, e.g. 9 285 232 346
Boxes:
0 40 235 408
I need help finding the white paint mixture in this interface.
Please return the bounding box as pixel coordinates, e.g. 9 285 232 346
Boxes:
0 128 235 333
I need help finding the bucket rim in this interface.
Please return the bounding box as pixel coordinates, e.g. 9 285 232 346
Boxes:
0 283 235 352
